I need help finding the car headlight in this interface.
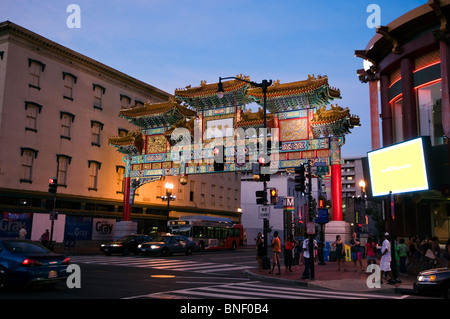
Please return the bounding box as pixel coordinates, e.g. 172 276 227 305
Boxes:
150 245 160 249
138 244 142 248
418 275 436 282
111 244 122 247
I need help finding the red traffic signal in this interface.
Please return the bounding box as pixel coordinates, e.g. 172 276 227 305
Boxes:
48 177 58 193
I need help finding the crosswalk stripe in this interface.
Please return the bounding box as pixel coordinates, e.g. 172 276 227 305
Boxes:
131 281 405 300
70 256 252 274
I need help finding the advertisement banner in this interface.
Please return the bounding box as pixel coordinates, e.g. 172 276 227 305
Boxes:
65 216 93 241
0 212 32 238
92 218 116 240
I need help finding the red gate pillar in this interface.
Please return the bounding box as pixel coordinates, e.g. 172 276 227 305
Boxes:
331 164 343 221
330 137 343 221
122 156 132 222
122 176 131 221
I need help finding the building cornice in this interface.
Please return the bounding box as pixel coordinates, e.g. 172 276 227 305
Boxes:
0 21 171 101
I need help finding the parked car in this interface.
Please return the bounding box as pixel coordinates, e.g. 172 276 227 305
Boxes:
414 267 450 299
0 239 70 290
138 235 197 256
100 235 152 256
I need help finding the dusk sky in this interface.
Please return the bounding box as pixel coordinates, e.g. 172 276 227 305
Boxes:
1 0 427 158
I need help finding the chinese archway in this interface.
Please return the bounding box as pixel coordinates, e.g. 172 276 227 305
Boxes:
109 74 360 226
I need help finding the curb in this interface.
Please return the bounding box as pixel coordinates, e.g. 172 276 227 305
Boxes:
244 270 309 287
244 270 416 296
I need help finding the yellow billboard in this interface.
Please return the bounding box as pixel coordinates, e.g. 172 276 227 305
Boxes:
368 138 429 196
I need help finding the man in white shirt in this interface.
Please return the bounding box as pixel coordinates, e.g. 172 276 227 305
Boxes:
380 232 395 284
19 226 27 239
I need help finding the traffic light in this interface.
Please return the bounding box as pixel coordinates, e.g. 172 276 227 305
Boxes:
356 224 362 234
270 188 278 204
256 190 267 205
258 155 270 182
48 177 58 194
294 165 306 193
213 146 224 171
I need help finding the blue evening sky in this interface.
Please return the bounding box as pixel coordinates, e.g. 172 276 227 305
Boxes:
1 0 427 158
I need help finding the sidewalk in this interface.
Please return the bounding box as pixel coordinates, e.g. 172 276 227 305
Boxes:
245 259 417 295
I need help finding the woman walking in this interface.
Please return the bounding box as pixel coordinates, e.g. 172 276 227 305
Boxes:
332 235 346 271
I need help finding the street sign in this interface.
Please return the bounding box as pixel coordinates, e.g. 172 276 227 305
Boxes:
258 206 270 219
315 208 329 224
306 221 315 235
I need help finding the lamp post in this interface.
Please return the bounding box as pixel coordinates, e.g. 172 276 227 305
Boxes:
217 76 272 257
161 182 176 231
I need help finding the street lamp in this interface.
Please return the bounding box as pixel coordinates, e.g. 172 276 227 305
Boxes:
161 182 176 231
217 76 272 262
359 180 366 196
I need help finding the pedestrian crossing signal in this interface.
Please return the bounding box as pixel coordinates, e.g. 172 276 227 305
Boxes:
270 188 278 204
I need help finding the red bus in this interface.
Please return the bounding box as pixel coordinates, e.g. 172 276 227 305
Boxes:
167 215 243 251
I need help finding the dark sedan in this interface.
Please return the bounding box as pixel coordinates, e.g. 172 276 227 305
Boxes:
414 267 450 299
138 235 197 256
100 234 152 256
0 239 70 290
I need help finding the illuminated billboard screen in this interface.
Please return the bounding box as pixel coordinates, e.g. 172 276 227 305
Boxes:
367 137 429 197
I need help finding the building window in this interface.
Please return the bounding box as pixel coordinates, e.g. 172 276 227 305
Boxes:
20 148 38 183
93 84 106 110
200 182 205 204
417 81 444 146
24 101 42 132
57 155 72 186
116 166 125 193
63 72 77 100
189 180 195 202
118 128 129 137
219 186 224 206
120 94 131 109
211 184 216 205
88 160 101 191
28 59 45 90
91 121 104 146
60 112 75 140
392 98 403 143
135 100 144 108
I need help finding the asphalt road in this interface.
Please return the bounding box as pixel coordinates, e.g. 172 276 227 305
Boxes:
0 248 440 302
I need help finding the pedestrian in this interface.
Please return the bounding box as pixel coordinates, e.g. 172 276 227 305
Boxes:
302 237 314 279
18 226 27 239
365 236 377 268
430 236 441 268
269 231 281 275
331 235 346 271
396 238 408 276
349 232 363 272
284 234 297 272
380 232 395 284
420 236 431 270
255 232 265 272
406 235 418 273
444 238 450 268
297 237 304 265
40 229 50 247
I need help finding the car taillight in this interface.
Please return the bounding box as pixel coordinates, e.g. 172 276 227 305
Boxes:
22 259 43 267
61 258 70 265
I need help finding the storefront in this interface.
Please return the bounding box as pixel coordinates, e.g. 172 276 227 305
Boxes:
356 0 450 241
